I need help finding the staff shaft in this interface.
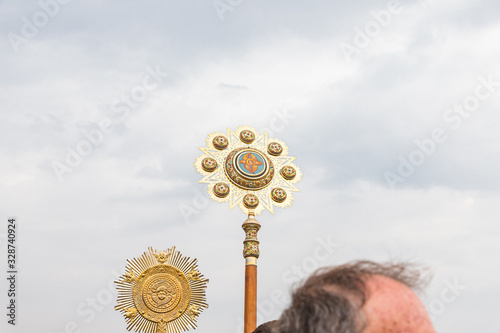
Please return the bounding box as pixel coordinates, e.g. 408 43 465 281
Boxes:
244 263 257 333
242 209 261 333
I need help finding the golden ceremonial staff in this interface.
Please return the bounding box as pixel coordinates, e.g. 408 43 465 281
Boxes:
195 126 301 333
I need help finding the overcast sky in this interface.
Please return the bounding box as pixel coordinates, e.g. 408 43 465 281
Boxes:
1 0 500 332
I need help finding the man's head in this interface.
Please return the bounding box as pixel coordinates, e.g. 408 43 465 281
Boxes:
252 320 277 333
275 261 436 333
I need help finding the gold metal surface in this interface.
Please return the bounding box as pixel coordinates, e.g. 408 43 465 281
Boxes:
195 126 302 215
115 247 209 333
242 209 261 259
187 268 202 282
245 257 258 266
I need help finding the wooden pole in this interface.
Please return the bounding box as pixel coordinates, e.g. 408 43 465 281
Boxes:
244 264 257 333
242 209 260 333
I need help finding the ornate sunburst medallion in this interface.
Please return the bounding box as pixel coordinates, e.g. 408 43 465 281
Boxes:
195 126 302 215
115 247 209 333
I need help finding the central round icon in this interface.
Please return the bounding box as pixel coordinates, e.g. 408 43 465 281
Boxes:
133 265 191 323
143 274 180 313
224 148 274 190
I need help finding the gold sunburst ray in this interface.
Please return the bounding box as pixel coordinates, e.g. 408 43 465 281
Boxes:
254 189 274 214
198 146 222 160
115 247 209 333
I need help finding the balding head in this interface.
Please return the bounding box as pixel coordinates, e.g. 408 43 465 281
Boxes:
275 261 436 333
362 275 435 332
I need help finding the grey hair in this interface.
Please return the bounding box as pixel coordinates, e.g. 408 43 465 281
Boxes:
274 261 430 333
253 320 278 333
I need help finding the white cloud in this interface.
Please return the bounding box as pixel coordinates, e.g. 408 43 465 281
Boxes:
1 1 500 332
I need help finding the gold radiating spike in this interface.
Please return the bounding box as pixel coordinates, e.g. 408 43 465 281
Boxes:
115 247 209 333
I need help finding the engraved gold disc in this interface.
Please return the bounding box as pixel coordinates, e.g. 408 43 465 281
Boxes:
115 247 209 333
